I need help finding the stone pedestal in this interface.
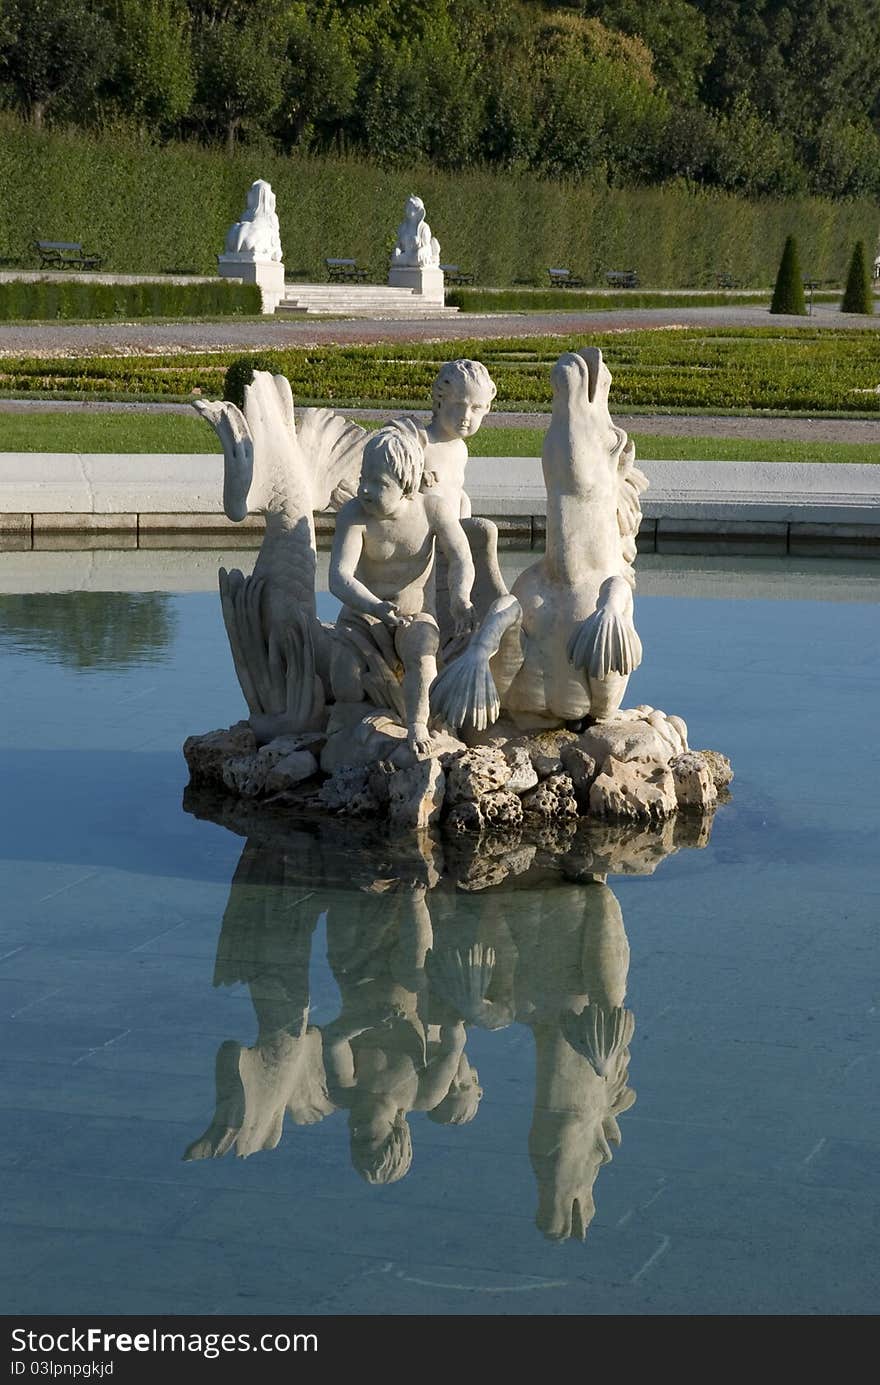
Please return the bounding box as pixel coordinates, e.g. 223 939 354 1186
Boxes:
218 255 285 314
388 265 445 306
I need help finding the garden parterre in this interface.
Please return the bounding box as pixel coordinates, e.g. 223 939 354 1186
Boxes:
1 328 879 414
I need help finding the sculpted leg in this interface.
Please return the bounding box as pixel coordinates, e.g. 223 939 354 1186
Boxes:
396 614 440 756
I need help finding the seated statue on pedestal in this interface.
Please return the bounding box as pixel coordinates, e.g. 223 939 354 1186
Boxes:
224 179 283 261
391 195 440 269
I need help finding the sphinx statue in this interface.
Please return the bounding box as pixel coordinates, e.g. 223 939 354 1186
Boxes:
391 194 441 269
187 350 731 830
224 179 283 261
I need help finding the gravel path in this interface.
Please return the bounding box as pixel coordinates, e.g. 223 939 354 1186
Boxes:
0 302 876 357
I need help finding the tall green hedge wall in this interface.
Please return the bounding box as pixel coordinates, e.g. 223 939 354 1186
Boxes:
1 118 876 288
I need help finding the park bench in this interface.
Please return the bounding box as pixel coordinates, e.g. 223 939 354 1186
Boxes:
547 267 585 288
714 271 739 289
605 269 639 288
325 257 368 283
31 240 103 270
439 263 475 285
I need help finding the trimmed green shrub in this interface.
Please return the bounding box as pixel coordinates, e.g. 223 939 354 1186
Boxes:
445 288 838 313
2 328 879 414
770 236 806 314
0 117 877 291
0 277 260 321
840 241 874 314
223 354 282 407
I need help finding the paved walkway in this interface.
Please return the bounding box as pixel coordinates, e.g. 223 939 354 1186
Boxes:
1 453 876 559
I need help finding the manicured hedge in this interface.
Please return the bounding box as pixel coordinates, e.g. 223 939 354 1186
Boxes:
0 278 261 321
2 328 878 413
0 117 877 290
446 289 836 312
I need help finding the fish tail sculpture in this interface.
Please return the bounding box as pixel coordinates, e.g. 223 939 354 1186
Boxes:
504 347 648 729
194 372 368 742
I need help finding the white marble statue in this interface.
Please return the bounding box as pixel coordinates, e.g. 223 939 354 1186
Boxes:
329 422 477 758
224 179 283 261
391 195 441 268
504 348 647 728
189 348 730 830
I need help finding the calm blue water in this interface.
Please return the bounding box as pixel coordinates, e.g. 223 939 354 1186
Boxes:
0 560 877 1316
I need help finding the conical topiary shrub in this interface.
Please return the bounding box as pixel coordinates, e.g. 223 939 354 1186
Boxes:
770 236 806 315
841 241 874 314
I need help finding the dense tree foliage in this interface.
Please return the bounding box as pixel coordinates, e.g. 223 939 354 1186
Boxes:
1 0 879 196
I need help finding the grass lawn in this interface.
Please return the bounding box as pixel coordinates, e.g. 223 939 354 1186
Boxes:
2 410 878 465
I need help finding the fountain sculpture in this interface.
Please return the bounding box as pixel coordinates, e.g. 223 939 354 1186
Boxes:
186 349 731 835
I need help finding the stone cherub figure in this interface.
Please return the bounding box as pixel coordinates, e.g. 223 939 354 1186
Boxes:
224 179 283 262
420 358 497 517
328 422 478 758
391 194 441 268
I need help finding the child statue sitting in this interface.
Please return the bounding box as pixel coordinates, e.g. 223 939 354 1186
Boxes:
421 358 497 517
329 422 477 757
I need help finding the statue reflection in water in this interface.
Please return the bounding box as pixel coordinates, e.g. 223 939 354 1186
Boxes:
183 795 714 1240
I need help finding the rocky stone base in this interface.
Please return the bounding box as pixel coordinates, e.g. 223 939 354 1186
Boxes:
184 704 733 836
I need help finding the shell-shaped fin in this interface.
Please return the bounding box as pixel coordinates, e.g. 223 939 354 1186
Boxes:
425 944 496 1023
297 407 370 512
430 644 501 732
561 1003 635 1077
568 606 643 679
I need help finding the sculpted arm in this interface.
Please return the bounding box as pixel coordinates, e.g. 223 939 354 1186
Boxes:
429 500 476 632
329 505 399 626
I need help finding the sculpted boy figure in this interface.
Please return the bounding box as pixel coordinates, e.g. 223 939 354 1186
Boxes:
421 358 497 516
329 423 476 756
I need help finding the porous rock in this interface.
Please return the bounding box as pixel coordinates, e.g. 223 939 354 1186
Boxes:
695 749 734 789
521 772 579 819
318 766 378 816
184 721 257 785
445 799 484 834
580 708 686 769
264 750 319 794
503 745 539 795
443 747 511 804
669 752 718 812
560 743 599 804
509 729 580 778
589 757 678 820
387 758 446 832
222 736 320 798
480 790 524 829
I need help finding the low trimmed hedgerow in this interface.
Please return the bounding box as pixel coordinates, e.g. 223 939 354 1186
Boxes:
1 328 879 414
0 278 261 321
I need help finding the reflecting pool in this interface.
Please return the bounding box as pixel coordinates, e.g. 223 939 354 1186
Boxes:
0 553 878 1316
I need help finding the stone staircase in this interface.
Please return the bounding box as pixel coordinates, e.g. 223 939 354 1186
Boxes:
275 282 459 318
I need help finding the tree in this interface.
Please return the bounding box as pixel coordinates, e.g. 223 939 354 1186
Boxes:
193 8 287 153
274 5 357 152
840 241 874 315
105 0 194 132
0 0 115 127
577 1 711 102
770 235 806 315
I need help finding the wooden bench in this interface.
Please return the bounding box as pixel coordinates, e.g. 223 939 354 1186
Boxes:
439 264 474 285
547 267 585 288
325 257 368 283
31 240 103 270
605 269 639 289
714 271 739 289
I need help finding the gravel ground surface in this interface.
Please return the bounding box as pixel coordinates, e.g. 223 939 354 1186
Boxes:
0 301 876 357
